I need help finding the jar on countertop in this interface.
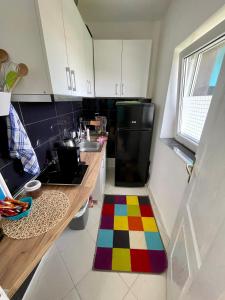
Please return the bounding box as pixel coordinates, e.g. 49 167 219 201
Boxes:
24 180 42 199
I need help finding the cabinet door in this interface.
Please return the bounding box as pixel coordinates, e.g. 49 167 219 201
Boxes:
62 0 79 96
37 0 71 95
94 40 122 97
87 37 95 97
0 0 50 95
73 10 88 97
122 40 151 98
83 28 94 97
63 1 94 98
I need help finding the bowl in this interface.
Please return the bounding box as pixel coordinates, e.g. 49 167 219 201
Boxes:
2 197 32 221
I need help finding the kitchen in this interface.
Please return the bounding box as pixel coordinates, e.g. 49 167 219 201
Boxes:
1 1 225 300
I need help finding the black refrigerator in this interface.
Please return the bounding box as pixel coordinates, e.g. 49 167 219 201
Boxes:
115 102 155 187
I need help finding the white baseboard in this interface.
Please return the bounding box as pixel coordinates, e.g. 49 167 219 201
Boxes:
147 186 170 251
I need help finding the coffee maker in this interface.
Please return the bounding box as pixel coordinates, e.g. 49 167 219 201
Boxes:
56 139 80 175
37 137 88 186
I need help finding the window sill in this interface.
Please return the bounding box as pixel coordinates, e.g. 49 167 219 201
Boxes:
160 138 195 165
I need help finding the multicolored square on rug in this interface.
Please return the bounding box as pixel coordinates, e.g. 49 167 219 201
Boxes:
93 195 167 274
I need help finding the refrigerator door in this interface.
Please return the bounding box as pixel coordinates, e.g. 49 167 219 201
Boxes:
116 103 154 130
115 129 152 187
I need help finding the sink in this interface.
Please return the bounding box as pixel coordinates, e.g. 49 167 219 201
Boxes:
78 140 101 152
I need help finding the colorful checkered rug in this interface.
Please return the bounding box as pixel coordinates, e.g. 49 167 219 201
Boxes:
93 195 167 273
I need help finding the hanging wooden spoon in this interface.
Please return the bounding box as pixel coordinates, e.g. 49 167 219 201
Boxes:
0 49 9 72
17 63 29 77
5 63 29 92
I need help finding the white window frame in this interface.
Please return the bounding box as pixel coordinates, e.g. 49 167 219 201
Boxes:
175 24 225 153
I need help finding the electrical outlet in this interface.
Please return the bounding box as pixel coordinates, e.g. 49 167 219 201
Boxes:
0 287 9 300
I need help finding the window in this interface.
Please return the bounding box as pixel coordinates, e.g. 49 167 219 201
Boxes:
177 36 225 151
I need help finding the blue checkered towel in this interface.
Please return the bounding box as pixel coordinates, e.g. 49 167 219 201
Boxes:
7 104 40 175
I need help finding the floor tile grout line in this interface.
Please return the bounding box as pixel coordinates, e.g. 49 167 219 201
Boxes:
74 285 83 300
55 231 96 292
55 241 90 300
125 273 140 296
55 205 103 296
118 273 135 290
74 269 92 290
61 287 78 300
122 289 137 300
54 243 81 297
86 226 97 243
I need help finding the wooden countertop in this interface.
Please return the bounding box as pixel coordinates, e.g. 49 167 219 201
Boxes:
0 143 106 298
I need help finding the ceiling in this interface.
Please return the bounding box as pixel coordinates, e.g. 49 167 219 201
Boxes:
77 0 171 23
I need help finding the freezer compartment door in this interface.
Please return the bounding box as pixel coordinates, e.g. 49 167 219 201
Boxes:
115 129 152 187
116 103 154 130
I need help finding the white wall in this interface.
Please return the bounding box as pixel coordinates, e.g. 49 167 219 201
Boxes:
149 0 225 237
86 21 162 98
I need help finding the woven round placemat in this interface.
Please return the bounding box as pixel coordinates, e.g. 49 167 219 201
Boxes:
2 191 70 239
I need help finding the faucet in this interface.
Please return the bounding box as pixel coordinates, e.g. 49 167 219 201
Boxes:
78 117 88 141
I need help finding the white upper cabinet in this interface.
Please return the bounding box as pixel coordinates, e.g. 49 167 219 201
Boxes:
62 0 80 96
83 28 95 97
0 0 50 95
0 0 94 99
94 39 151 98
94 40 122 97
39 0 94 98
37 0 71 96
62 1 94 98
122 40 151 98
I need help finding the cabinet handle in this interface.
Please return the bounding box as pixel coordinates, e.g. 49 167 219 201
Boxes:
115 83 118 95
87 80 89 94
121 83 124 95
71 70 76 92
65 67 72 90
87 80 91 94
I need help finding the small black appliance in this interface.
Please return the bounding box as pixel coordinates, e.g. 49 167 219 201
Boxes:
37 139 88 186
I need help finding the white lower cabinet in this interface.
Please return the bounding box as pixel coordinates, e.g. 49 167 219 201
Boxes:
92 148 106 203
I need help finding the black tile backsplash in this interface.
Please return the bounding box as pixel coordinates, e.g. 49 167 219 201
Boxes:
26 117 59 148
82 98 150 158
57 113 75 138
0 97 150 195
55 101 73 116
19 102 57 125
0 99 82 195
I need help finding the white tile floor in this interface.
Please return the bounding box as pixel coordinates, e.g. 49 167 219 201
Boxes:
23 168 167 300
